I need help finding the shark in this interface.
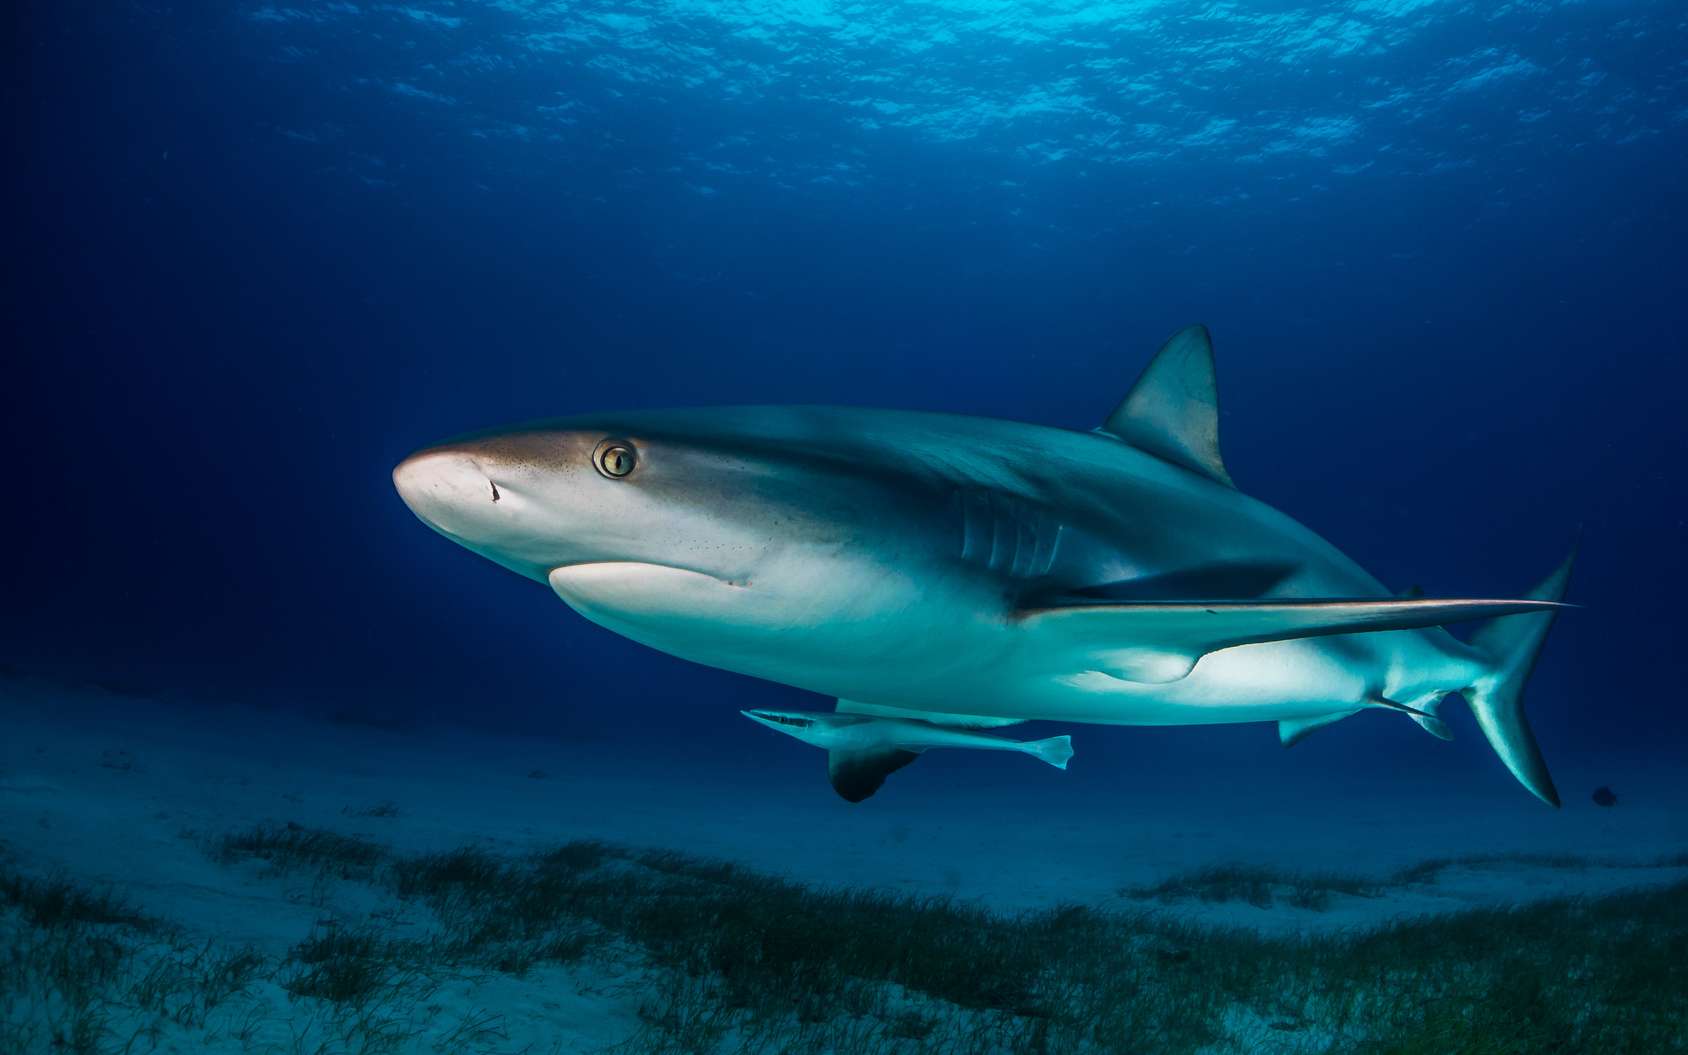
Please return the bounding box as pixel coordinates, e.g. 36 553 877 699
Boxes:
393 325 1574 805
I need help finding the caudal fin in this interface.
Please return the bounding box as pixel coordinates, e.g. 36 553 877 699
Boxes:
1025 735 1074 770
1464 548 1576 807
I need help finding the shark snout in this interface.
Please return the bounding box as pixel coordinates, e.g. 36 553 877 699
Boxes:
392 449 500 537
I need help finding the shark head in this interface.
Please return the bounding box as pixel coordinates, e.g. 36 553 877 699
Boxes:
393 420 747 586
392 407 996 692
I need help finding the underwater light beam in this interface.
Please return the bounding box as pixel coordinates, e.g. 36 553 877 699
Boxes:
393 326 1574 805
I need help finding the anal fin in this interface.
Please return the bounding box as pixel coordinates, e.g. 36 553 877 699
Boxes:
1410 713 1454 741
1279 711 1357 748
1370 696 1454 741
1280 696 1457 748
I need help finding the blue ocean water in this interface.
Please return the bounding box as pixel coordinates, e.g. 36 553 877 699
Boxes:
6 2 1688 1052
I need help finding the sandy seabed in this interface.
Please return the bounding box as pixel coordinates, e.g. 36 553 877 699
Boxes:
3 675 1684 1054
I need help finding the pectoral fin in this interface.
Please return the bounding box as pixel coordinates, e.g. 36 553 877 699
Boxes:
1022 597 1569 684
828 747 921 803
1042 560 1300 604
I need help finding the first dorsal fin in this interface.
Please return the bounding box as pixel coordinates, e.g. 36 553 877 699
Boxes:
1100 325 1233 488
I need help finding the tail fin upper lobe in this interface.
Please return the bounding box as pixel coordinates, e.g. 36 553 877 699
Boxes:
1464 548 1577 807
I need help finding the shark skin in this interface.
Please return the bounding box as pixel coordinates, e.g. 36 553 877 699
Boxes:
393 326 1574 804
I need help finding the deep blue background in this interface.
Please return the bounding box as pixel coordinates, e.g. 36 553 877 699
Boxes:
7 1 1685 793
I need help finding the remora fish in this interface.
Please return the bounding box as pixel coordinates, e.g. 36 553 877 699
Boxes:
740 709 1074 801
393 326 1574 804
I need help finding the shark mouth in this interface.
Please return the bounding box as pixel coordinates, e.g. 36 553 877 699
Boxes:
548 561 749 589
546 562 755 630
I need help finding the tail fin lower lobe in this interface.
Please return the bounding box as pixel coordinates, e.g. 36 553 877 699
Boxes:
1464 548 1577 807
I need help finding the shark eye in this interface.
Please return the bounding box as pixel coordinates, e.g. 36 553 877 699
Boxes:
592 439 637 479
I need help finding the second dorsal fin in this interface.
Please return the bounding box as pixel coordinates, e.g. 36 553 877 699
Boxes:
1100 324 1233 488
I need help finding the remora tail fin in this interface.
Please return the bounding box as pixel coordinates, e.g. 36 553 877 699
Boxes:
1464 549 1577 807
1026 735 1074 770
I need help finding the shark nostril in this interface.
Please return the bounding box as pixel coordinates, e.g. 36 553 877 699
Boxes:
489 481 501 503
